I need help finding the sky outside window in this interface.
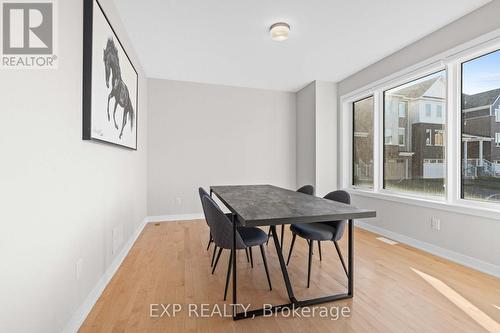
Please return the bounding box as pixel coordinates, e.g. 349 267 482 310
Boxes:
462 50 500 94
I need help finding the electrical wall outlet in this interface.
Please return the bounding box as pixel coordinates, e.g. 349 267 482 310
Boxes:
76 258 83 280
431 217 441 231
112 224 124 254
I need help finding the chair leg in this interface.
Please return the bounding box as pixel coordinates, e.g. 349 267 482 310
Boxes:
249 247 254 268
307 239 313 288
224 251 232 301
307 240 314 255
286 233 296 265
245 248 249 263
211 245 217 267
206 233 213 251
334 241 348 278
259 245 272 291
318 241 322 261
266 228 272 245
212 247 223 274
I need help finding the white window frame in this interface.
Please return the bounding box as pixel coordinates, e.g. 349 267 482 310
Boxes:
496 107 500 122
457 40 500 211
340 63 447 201
496 133 500 147
339 29 500 219
352 96 375 189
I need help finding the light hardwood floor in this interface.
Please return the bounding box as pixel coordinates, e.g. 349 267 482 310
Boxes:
79 220 500 333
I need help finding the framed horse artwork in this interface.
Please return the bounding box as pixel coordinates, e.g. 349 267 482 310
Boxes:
83 0 138 150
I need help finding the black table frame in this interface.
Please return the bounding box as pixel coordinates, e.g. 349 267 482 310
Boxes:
210 189 354 321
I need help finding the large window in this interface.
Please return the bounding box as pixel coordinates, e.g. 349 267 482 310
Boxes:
462 49 500 202
345 40 500 211
353 97 374 188
383 71 446 196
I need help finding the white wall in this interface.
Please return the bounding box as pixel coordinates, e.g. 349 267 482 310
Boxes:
338 0 500 275
352 196 500 275
147 79 296 216
296 81 338 196
315 81 338 196
339 0 500 96
296 82 316 188
0 1 148 332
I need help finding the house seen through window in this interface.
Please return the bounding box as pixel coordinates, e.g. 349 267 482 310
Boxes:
461 48 500 202
425 104 432 117
384 71 446 196
436 105 443 118
353 96 374 188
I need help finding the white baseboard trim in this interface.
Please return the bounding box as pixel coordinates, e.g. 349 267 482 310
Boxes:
62 218 148 333
146 213 204 223
355 220 500 278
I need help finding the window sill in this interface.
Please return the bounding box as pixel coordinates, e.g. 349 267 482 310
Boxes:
347 188 500 221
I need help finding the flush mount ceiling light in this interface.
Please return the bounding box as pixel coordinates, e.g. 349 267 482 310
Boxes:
269 22 290 41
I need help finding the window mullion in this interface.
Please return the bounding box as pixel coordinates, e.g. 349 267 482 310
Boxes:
446 62 459 204
374 91 383 192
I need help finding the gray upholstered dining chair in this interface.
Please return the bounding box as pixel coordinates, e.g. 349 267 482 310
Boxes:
286 190 350 288
267 185 315 247
201 194 272 300
198 187 251 269
297 185 315 196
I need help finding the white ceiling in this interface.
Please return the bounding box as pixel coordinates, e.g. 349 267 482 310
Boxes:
114 0 490 92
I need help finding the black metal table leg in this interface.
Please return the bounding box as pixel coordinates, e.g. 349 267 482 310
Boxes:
231 221 354 320
348 219 353 296
270 225 296 303
280 225 285 250
232 214 237 318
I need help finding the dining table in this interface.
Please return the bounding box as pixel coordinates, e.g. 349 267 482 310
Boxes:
210 184 377 320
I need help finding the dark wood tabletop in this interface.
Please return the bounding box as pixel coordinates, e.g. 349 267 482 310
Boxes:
210 184 376 227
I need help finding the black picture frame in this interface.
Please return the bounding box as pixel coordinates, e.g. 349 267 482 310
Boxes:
82 0 138 150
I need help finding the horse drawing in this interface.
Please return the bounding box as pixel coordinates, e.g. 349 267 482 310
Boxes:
103 38 135 140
